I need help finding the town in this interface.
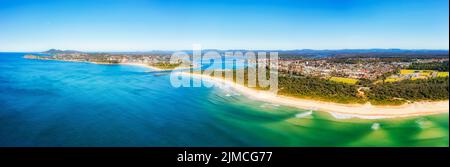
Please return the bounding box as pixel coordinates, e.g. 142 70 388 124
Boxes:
24 49 449 85
278 57 449 83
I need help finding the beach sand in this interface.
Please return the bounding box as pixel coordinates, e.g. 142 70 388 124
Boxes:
126 63 449 119
120 63 164 71
31 58 449 119
187 72 449 119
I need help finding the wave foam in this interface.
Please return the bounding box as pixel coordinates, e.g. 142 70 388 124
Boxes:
371 123 381 130
329 112 392 120
295 111 313 118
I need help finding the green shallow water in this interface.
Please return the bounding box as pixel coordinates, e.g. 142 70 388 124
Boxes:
0 53 448 146
208 93 449 146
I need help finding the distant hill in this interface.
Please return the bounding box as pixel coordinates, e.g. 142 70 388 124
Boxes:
42 49 83 54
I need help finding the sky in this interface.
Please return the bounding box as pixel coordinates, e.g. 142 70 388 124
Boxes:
0 0 448 52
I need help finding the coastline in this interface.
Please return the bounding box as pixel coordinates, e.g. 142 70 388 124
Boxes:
25 57 450 119
184 72 449 119
119 62 164 71
118 60 448 119
120 62 195 71
24 56 166 71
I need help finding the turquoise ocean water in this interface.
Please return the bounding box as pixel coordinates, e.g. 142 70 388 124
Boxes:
0 53 448 146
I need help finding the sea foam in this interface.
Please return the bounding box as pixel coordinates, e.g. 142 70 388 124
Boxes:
295 111 313 118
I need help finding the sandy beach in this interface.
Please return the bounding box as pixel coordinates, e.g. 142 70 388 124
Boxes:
186 72 449 119
120 63 449 119
121 62 197 71
26 58 450 119
119 63 165 71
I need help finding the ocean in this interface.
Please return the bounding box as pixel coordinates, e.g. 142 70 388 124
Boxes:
0 53 448 146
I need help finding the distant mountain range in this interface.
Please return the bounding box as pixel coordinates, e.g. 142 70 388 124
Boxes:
43 49 83 54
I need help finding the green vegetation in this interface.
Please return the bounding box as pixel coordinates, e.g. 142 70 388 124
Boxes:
377 69 399 82
151 62 183 69
382 69 449 84
279 75 448 105
408 61 449 71
367 77 449 105
278 76 365 104
199 67 272 90
93 60 119 64
201 67 448 105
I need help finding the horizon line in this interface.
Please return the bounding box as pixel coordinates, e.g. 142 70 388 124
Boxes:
1 48 449 53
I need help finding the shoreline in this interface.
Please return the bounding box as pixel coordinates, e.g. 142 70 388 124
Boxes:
117 60 448 119
26 57 449 119
119 62 164 71
120 62 195 71
184 72 449 119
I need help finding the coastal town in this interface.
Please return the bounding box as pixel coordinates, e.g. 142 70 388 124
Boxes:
278 57 449 83
2 0 450 151
25 50 449 84
22 49 449 114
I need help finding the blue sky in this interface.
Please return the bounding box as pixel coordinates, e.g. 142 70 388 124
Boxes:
0 0 448 51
